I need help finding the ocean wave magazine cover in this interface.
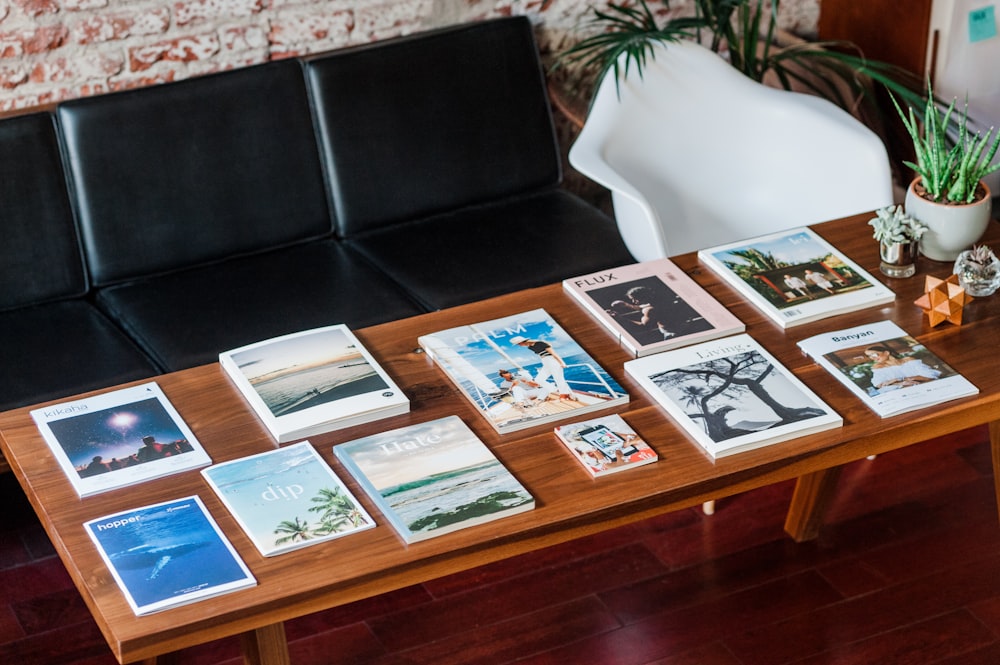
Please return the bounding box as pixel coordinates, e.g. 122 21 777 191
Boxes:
625 334 842 459
334 416 534 544
84 495 255 615
563 257 745 356
417 308 628 434
219 324 409 443
553 414 657 477
797 320 978 417
201 442 376 557
697 227 894 328
30 382 211 497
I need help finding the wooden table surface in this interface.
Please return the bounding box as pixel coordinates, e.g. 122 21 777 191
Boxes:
3 214 1000 665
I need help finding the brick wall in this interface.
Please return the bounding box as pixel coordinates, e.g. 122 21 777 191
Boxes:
0 0 819 113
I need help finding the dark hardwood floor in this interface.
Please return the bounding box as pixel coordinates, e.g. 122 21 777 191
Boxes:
2 425 998 664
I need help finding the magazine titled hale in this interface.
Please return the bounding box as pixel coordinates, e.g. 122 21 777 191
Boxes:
417 308 628 434
797 320 978 417
697 227 894 328
334 416 534 544
84 495 256 615
562 257 745 356
219 324 409 443
625 334 842 459
202 442 375 557
30 382 211 497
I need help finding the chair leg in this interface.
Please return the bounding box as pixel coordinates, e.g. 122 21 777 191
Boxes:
702 500 715 515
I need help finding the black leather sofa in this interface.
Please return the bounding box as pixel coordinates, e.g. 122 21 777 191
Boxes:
0 16 634 441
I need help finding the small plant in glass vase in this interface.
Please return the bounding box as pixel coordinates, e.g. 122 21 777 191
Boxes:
869 205 927 278
953 244 1000 297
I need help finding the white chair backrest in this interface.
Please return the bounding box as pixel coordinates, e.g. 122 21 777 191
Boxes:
569 40 894 260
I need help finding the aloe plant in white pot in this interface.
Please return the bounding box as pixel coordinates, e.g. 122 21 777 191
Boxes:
892 86 1000 262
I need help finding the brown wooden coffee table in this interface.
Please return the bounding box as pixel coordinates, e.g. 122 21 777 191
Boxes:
3 214 1000 665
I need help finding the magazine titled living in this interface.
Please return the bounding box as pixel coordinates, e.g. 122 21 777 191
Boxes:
697 227 895 328
334 416 535 544
30 382 211 497
625 333 842 459
553 414 657 477
219 324 409 443
417 308 629 434
84 495 256 615
797 320 979 417
562 257 745 356
202 442 376 557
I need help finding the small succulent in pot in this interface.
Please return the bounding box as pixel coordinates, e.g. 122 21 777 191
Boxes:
868 205 928 244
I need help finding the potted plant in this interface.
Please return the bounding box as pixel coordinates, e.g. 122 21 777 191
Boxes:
868 204 927 278
892 85 1000 262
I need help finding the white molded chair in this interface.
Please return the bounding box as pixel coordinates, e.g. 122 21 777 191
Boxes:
569 40 895 261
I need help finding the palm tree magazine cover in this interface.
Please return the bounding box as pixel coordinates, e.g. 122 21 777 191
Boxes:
625 334 841 458
797 320 978 417
334 416 534 544
84 495 256 615
562 257 745 357
201 441 375 556
697 227 894 328
417 308 628 433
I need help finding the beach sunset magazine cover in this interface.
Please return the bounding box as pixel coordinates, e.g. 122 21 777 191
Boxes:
219 325 409 443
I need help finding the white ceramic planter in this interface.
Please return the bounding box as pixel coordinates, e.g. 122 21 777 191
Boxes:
904 178 992 262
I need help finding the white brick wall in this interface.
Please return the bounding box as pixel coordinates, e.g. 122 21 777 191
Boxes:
0 0 820 112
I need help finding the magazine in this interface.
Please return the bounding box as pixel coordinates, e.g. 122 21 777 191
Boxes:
697 227 895 328
219 325 409 443
563 258 745 356
201 442 375 557
417 308 628 433
84 495 255 615
30 382 211 497
624 334 842 458
553 414 657 477
797 320 979 417
334 416 534 544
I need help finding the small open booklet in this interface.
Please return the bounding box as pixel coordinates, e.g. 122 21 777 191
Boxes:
797 320 978 417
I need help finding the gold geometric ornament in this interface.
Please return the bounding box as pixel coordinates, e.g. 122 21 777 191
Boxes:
913 274 973 326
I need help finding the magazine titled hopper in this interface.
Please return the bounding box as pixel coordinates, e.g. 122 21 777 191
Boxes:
84 495 255 615
417 308 628 434
219 325 409 443
334 416 534 544
563 257 745 356
697 227 894 328
625 334 841 458
30 382 211 497
797 320 978 417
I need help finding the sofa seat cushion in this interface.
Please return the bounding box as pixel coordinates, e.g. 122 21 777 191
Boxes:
346 190 635 311
0 301 158 412
95 239 423 372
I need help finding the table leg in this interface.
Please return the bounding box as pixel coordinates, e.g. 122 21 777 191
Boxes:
241 622 291 665
784 466 844 542
990 421 1000 525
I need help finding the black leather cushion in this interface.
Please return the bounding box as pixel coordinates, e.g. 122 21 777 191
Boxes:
304 16 562 237
0 113 86 310
347 190 635 311
0 301 157 411
58 59 332 286
94 239 423 371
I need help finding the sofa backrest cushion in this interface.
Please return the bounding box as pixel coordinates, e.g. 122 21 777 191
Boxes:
303 16 562 238
0 112 87 310
57 60 332 286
